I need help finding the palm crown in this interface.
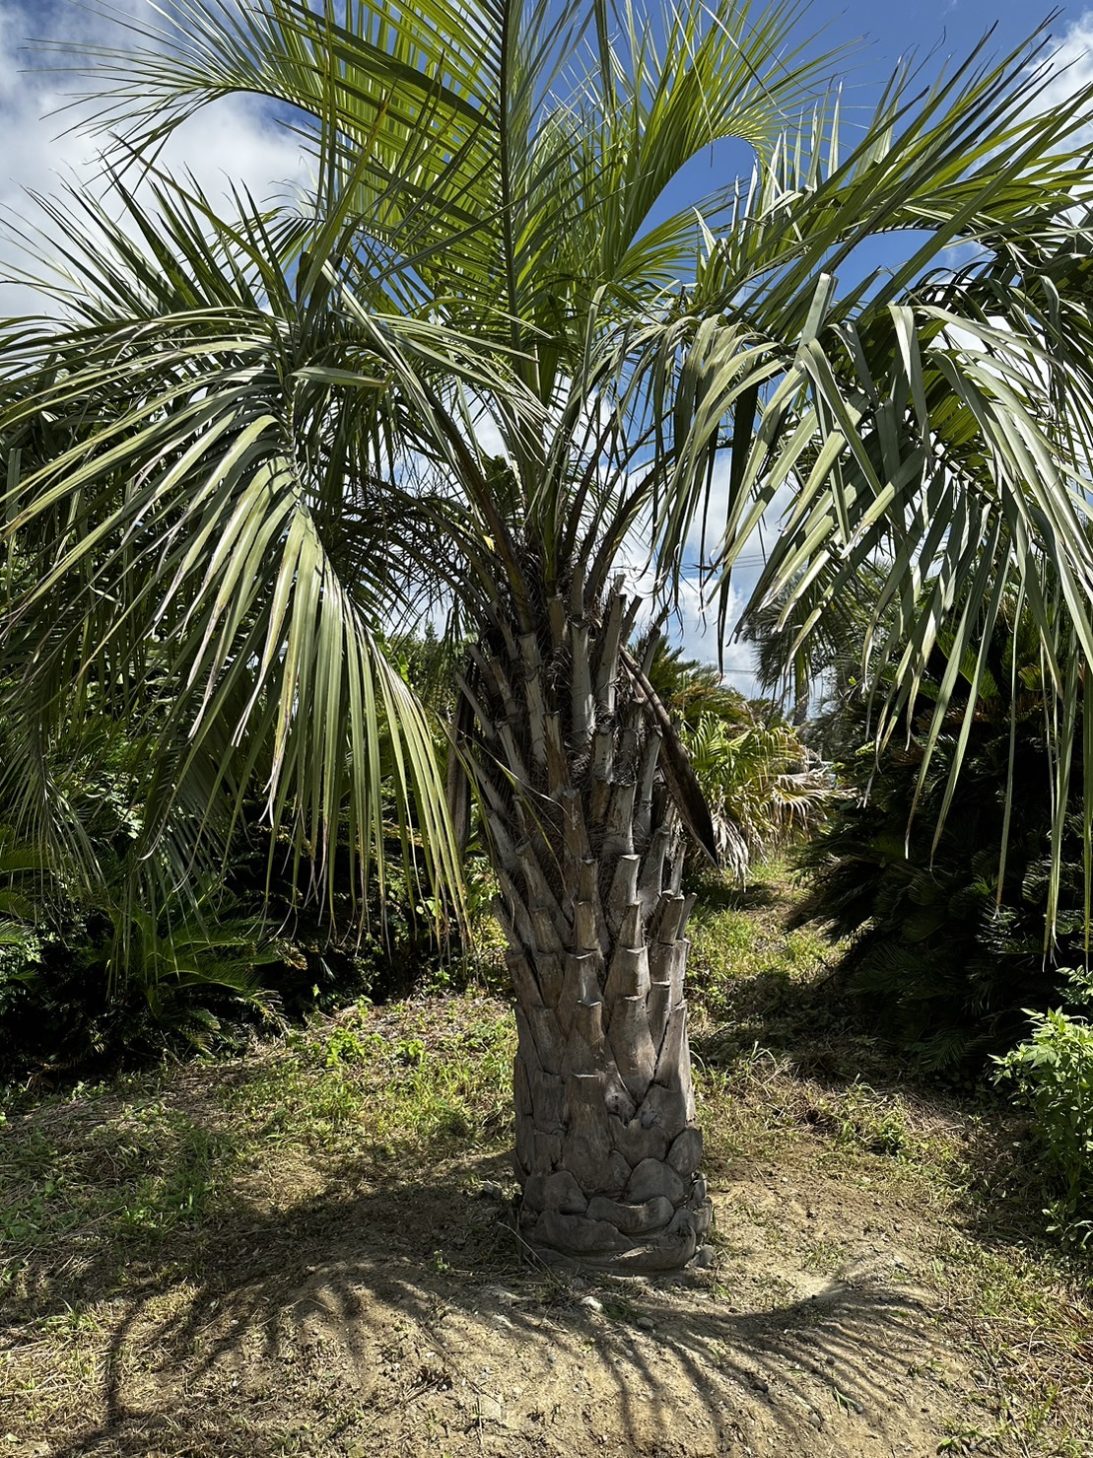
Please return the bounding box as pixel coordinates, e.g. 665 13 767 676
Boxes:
5 0 1093 1266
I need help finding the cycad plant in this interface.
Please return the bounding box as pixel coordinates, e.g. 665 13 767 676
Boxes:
642 640 827 876
5 0 1093 1268
796 594 1091 1070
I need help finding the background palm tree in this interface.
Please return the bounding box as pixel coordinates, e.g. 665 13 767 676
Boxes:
5 0 1093 1268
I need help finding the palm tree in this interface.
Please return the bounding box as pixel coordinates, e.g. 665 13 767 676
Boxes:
5 0 1093 1269
743 565 888 725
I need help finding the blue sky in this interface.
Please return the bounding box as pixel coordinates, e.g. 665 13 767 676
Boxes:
794 0 1057 72
650 2 1091 270
1 0 1092 693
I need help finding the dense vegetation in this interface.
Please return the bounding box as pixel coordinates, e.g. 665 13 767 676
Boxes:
0 637 818 1078
797 602 1086 1069
786 595 1093 1241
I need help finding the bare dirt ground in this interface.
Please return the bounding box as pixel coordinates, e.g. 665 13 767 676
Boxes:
3 1149 967 1458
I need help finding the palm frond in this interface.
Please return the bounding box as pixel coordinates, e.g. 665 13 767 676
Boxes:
1 177 474 918
7 1 1093 939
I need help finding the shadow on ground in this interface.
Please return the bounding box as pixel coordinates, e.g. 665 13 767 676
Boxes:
689 880 1093 1291
4 1148 957 1458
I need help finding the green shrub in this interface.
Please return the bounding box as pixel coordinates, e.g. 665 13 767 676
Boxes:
995 992 1093 1246
684 713 828 877
0 872 281 1080
0 625 475 1077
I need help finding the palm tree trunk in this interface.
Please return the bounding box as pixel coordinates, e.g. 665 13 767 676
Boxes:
458 579 713 1270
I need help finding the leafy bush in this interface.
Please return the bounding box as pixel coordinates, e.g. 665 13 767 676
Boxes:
0 614 473 1077
995 980 1093 1246
0 812 481 1080
0 865 282 1081
683 712 828 877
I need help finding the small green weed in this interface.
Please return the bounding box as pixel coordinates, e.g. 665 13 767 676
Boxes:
394 1037 425 1066
111 1118 235 1237
39 1304 101 1338
799 1234 848 1275
323 1024 384 1067
995 1001 1093 1246
825 1082 910 1157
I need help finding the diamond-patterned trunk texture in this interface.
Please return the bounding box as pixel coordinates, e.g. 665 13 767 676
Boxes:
457 578 713 1270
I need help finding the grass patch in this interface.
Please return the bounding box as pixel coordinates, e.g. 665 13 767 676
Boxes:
0 1095 240 1276
222 995 514 1160
0 991 515 1323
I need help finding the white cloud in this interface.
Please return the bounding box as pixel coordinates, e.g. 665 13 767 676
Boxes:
0 0 309 312
614 550 762 694
1031 11 1093 140
667 577 758 689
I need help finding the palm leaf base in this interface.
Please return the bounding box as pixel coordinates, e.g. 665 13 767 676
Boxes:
507 831 713 1270
465 585 713 1270
512 917 714 1269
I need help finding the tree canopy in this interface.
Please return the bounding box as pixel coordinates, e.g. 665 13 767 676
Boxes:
3 0 1093 937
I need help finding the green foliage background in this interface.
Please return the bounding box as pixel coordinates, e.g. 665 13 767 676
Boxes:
797 604 1088 1071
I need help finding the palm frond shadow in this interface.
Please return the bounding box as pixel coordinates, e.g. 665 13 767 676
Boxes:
14 1153 942 1456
